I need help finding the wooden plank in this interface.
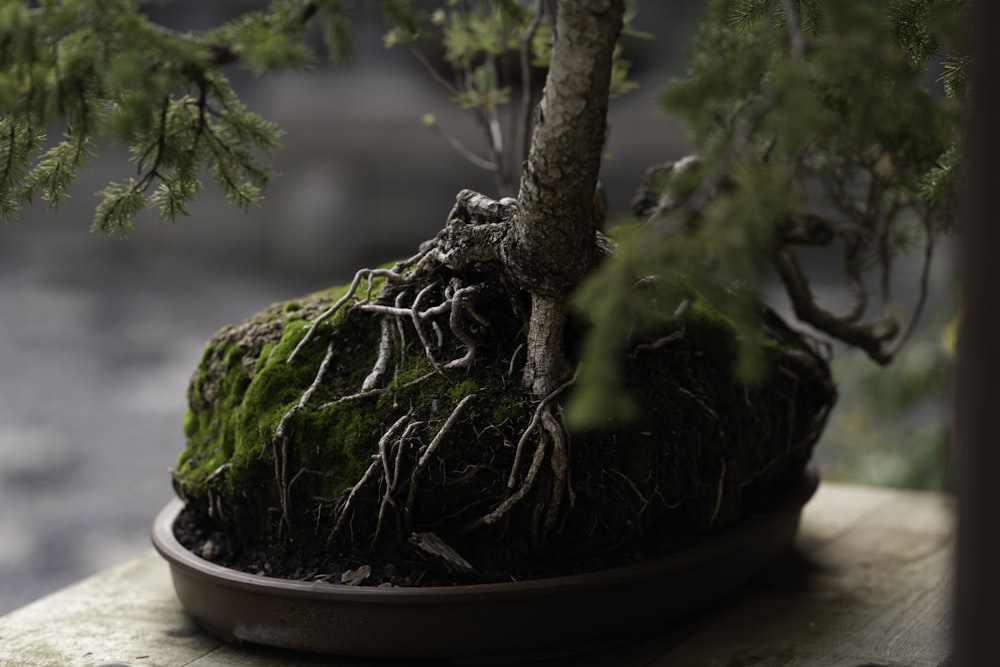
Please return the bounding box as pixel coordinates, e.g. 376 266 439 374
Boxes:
0 554 437 667
642 484 954 666
0 483 955 667
0 555 218 667
185 644 444 667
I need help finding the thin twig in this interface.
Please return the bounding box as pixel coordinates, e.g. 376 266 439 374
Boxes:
887 209 937 357
630 329 685 358
407 45 460 96
774 247 896 364
484 52 508 192
518 0 545 173
425 121 498 171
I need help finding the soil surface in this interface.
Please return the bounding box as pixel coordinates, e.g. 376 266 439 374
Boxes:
172 472 804 587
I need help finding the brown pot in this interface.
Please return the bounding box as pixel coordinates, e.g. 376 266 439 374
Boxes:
152 467 817 662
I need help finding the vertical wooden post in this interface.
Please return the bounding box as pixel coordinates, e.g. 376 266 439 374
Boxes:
955 1 1000 663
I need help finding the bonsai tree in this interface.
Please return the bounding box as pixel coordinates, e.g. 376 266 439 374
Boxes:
0 0 962 583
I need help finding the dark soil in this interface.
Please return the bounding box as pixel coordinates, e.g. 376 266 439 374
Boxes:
173 467 806 587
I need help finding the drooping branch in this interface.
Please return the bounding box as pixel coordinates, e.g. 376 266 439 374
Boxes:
773 247 898 364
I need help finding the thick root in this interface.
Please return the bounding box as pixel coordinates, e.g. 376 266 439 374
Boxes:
270 223 576 546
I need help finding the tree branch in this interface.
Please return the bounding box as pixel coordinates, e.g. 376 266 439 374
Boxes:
517 0 546 173
773 247 897 364
780 0 805 62
424 120 497 171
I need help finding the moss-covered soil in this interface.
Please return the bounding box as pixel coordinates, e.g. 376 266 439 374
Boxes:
172 258 836 586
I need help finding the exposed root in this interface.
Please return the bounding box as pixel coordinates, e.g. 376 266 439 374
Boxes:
268 190 583 547
179 183 839 585
325 394 480 547
470 372 577 537
288 268 404 363
708 458 727 525
373 419 423 545
393 291 409 357
329 412 412 544
630 329 685 358
361 319 394 392
445 284 486 368
407 282 441 367
508 342 525 377
404 394 477 533
205 464 229 523
542 407 571 533
608 467 653 517
329 457 382 544
319 388 383 408
273 340 336 532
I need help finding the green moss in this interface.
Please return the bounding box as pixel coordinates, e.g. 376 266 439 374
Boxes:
254 343 276 373
182 409 197 438
393 359 434 385
447 378 479 403
304 402 380 489
197 343 216 367
173 264 835 574
490 392 525 424
173 281 399 541
175 341 252 483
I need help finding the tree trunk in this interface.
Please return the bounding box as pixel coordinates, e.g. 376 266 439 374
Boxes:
506 0 625 395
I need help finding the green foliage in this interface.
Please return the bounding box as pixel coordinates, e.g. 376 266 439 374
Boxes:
376 0 424 47
570 222 771 429
1 0 644 226
571 0 964 425
315 0 355 64
0 0 358 235
920 144 960 229
2 0 965 460
208 7 314 74
0 119 46 222
383 0 641 192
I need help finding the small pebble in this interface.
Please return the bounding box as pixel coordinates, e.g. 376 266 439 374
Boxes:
199 540 218 561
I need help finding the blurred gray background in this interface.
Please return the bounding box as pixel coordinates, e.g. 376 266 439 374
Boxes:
0 1 954 615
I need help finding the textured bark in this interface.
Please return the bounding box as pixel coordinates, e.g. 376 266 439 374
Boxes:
506 0 625 394
522 294 571 395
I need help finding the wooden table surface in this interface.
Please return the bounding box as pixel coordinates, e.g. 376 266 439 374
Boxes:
0 482 954 667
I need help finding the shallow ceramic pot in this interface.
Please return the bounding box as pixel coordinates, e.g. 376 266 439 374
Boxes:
152 467 818 662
